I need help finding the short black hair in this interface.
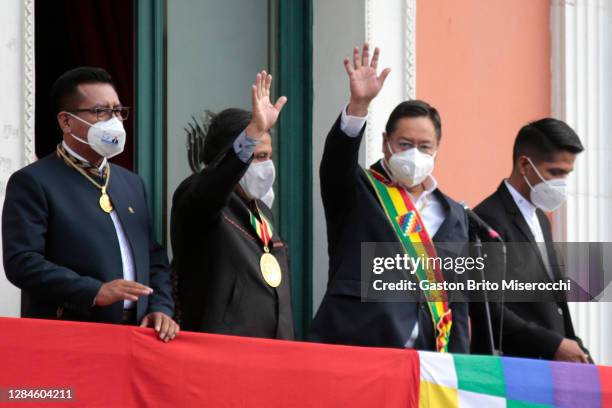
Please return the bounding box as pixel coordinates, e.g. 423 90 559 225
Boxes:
384 100 442 142
203 108 252 165
512 118 584 164
50 67 115 114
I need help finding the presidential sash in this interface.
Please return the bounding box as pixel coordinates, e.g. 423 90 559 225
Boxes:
365 168 452 352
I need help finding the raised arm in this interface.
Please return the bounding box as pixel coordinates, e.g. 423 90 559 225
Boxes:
320 43 391 215
173 70 287 225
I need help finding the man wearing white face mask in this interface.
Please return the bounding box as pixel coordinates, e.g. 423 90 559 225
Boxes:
239 151 276 208
472 118 591 363
171 71 294 340
2 67 178 341
309 44 469 353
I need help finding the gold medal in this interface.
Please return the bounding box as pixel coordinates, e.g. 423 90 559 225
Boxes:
99 190 113 213
57 146 113 214
249 203 281 287
260 252 282 288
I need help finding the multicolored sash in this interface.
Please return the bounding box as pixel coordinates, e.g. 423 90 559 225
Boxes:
365 168 452 352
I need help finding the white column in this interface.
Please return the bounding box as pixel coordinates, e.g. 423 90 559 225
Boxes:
0 0 36 317
551 0 612 365
364 0 417 166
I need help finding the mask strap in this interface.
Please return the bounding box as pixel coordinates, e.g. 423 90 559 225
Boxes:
383 140 396 179
525 157 547 184
65 112 95 146
386 140 395 155
522 173 535 191
66 112 93 127
70 133 89 146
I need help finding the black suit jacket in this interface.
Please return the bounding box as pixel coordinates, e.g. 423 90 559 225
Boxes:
2 153 174 324
171 148 294 340
471 181 588 360
308 116 470 352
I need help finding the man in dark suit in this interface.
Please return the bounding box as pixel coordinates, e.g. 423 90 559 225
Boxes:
2 67 177 342
308 44 469 352
171 71 294 339
471 118 590 362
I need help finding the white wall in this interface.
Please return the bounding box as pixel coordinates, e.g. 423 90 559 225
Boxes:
0 0 33 317
166 0 268 253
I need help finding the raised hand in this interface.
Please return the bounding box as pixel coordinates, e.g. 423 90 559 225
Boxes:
245 70 288 139
345 43 391 116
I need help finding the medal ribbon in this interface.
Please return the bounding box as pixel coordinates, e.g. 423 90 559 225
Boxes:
56 144 113 213
56 143 108 179
365 168 452 352
248 204 274 252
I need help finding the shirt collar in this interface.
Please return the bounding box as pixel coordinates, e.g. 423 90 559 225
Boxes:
504 179 537 218
421 175 438 195
62 141 107 174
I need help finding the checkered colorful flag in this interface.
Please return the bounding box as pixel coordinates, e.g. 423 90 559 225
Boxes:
418 351 612 407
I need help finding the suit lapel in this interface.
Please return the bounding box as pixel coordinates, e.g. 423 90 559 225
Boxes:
497 182 553 281
538 211 565 284
498 182 538 241
496 182 537 243
431 190 454 241
226 193 264 246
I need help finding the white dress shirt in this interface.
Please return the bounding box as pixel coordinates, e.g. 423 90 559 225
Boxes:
339 107 449 348
233 130 259 163
504 180 552 279
63 142 137 309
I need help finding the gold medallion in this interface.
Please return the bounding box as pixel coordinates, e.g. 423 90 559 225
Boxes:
57 146 114 214
99 193 113 213
260 252 282 288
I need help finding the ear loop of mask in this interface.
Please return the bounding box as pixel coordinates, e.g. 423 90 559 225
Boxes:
523 157 547 189
65 112 92 146
382 140 395 178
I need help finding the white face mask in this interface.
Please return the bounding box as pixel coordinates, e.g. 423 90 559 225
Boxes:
239 159 275 201
523 157 568 212
68 113 126 159
386 141 436 187
261 188 275 208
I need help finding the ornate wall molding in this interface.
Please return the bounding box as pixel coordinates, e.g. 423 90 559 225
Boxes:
404 0 416 100
364 0 376 167
23 0 35 164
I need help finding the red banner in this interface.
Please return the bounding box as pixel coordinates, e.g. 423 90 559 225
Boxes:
0 317 419 407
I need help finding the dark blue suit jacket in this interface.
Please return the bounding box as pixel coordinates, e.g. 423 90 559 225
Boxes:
308 117 470 352
2 152 174 324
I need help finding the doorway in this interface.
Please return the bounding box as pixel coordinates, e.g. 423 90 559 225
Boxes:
35 0 135 170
